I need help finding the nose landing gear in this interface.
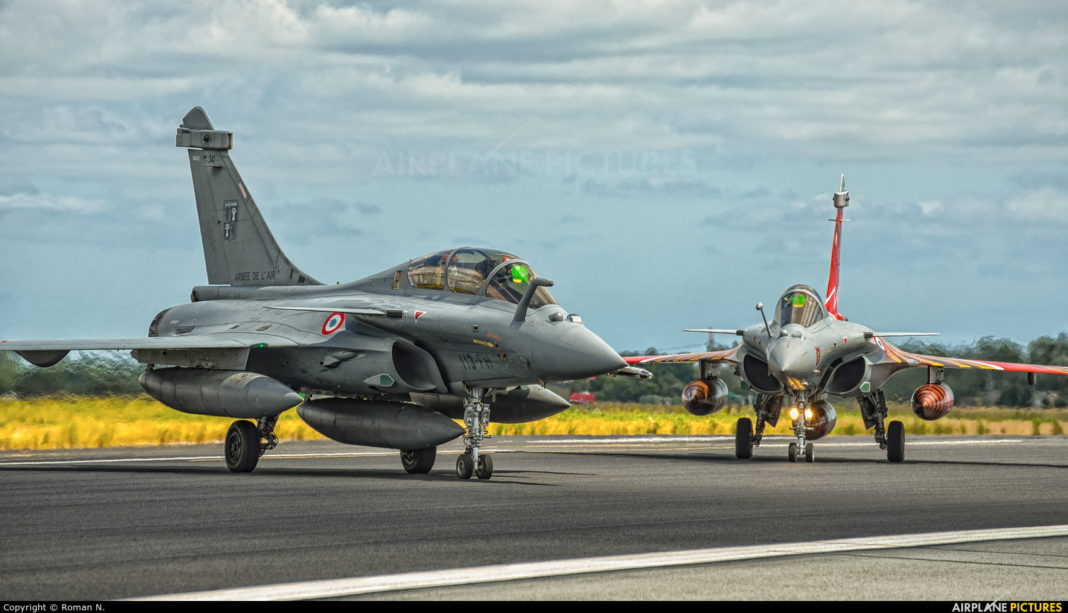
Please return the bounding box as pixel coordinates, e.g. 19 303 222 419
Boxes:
456 387 494 480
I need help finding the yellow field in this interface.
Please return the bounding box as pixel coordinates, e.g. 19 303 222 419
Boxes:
0 395 1065 450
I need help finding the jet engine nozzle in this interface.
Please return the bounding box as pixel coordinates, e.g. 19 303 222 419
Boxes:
681 377 729 416
912 383 954 420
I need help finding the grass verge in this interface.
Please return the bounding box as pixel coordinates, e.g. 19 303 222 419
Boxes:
0 396 1065 450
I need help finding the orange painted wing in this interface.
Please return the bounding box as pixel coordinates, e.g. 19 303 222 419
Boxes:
624 346 741 365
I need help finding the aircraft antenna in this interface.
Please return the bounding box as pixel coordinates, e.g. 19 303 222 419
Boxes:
755 303 772 337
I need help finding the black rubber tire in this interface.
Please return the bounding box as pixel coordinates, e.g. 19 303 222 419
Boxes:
788 442 798 463
887 420 905 463
225 420 260 473
401 447 437 474
735 418 753 459
475 454 494 480
455 453 474 479
805 442 815 463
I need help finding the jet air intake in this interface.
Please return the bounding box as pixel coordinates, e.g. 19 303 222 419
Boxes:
298 399 464 449
742 354 783 394
310 337 447 394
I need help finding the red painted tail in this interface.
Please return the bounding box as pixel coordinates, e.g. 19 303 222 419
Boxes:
825 176 849 320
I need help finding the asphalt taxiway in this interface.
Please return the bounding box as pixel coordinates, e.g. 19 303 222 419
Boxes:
1 434 1065 600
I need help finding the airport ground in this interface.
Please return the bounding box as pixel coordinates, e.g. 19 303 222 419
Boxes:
1 434 1066 601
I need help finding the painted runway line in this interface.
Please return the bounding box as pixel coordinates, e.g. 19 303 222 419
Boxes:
0 437 1034 466
139 524 1068 601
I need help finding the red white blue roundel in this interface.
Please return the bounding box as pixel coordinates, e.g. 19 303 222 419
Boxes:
321 312 346 335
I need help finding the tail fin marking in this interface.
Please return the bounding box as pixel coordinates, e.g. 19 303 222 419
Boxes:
176 107 320 287
825 175 848 320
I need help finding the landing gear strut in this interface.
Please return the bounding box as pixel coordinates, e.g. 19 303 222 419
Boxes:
859 390 905 463
790 396 815 463
735 394 780 459
457 387 494 480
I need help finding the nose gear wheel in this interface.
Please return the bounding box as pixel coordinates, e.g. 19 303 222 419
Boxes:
458 387 493 480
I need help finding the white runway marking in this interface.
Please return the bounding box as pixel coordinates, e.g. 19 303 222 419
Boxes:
527 436 1025 447
0 437 1031 466
0 451 394 466
139 524 1068 601
528 436 727 444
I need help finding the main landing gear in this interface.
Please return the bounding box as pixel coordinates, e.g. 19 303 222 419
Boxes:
225 415 278 473
735 417 754 459
400 447 437 474
734 394 780 461
456 387 494 480
735 394 819 463
859 390 905 463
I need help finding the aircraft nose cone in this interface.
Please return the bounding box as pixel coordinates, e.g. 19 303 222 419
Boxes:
531 325 626 380
767 338 818 382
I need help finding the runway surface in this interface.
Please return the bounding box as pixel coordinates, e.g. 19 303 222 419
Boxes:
1 434 1066 600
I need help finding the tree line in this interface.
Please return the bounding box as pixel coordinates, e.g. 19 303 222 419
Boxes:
565 334 1068 407
3 333 1068 406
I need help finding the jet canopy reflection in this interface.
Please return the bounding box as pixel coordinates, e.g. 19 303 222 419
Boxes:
407 248 558 309
775 285 828 328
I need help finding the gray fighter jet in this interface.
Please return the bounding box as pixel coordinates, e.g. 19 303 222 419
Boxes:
0 107 632 480
627 177 1068 463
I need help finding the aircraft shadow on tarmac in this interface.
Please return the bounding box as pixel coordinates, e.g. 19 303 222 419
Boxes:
0 462 573 486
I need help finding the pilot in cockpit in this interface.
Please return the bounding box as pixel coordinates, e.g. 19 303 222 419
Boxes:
777 286 828 328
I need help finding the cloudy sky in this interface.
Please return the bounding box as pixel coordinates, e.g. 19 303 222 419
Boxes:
1 0 1067 354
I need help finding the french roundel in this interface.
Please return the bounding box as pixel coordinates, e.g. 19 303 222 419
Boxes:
321 312 346 335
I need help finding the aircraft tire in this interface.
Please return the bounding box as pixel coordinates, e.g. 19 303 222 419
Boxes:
455 453 474 479
735 418 753 459
788 442 798 463
401 447 437 474
475 455 493 480
225 420 260 473
805 443 815 463
887 420 905 463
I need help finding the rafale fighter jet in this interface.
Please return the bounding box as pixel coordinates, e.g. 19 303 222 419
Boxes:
0 107 633 480
627 178 1068 463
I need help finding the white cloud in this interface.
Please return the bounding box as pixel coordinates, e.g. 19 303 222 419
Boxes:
0 191 102 213
1006 188 1068 224
2 0 1068 345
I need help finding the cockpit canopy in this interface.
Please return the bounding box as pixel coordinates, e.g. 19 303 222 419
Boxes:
406 248 558 309
775 285 828 328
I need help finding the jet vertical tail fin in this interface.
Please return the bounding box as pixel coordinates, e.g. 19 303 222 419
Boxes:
176 107 320 287
825 175 848 320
